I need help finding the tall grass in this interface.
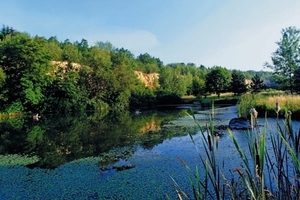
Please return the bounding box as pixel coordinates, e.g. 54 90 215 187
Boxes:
238 93 300 119
173 103 300 199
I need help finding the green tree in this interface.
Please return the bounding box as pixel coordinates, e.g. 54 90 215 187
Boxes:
46 36 63 61
75 39 90 63
159 66 190 96
191 76 205 96
0 25 18 41
137 53 161 73
230 70 248 95
250 74 265 94
205 66 231 97
43 63 85 113
106 50 138 109
293 68 300 94
78 46 112 110
61 40 82 63
95 41 115 52
0 33 53 112
265 26 300 94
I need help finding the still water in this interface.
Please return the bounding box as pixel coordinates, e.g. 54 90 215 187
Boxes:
0 106 299 199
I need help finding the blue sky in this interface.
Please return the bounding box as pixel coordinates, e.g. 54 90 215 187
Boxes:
1 0 300 71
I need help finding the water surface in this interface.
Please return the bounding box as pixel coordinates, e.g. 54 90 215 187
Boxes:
0 106 299 199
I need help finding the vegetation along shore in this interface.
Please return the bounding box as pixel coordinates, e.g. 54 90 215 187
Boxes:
1 24 300 199
2 25 300 117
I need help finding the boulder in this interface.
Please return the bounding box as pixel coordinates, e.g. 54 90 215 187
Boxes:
229 117 251 130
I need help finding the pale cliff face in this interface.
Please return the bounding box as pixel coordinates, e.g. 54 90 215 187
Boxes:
134 71 159 89
50 61 160 89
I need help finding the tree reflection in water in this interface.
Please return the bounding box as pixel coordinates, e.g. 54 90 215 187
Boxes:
0 109 187 169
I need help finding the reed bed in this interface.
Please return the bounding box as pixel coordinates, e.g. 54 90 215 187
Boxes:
172 103 300 200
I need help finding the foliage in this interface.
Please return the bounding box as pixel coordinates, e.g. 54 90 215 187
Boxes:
0 24 278 114
205 66 231 97
158 65 191 97
265 26 300 94
230 70 248 95
129 87 156 109
250 74 265 94
293 67 300 94
155 90 183 105
0 33 53 112
137 53 162 73
0 25 18 41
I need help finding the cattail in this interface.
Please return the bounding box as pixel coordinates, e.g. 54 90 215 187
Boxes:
234 167 243 176
249 107 258 119
275 101 280 117
249 107 258 128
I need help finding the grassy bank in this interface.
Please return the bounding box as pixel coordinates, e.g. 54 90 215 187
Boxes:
238 93 300 119
181 93 239 107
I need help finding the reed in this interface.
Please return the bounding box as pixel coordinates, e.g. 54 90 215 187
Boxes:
174 101 300 199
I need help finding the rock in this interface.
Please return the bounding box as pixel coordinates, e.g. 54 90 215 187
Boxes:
100 164 135 173
229 117 251 130
113 164 135 171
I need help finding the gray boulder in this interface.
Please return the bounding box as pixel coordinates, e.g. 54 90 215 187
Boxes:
229 117 251 130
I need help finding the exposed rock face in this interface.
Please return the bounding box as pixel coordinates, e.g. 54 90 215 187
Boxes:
50 62 160 89
50 61 82 73
245 79 252 88
134 71 159 89
229 117 251 130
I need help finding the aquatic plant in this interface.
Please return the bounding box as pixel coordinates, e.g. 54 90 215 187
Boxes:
0 154 39 166
174 102 300 199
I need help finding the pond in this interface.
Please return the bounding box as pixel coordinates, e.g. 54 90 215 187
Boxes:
0 105 299 199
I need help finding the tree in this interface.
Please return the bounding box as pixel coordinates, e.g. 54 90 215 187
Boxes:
265 26 300 94
61 40 82 63
158 66 190 96
250 74 265 94
191 76 205 96
230 70 248 95
293 67 300 94
0 25 18 40
137 53 160 73
46 36 63 61
205 66 231 97
95 41 115 52
77 46 112 110
0 32 53 112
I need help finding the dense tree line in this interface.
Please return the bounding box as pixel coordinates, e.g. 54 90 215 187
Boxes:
0 25 275 114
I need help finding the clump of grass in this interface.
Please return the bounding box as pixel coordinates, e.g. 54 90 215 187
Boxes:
174 102 300 199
